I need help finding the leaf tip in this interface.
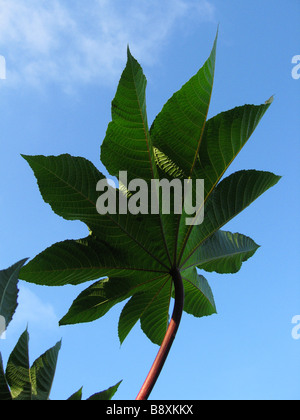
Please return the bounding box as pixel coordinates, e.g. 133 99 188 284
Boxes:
265 95 275 104
58 317 67 327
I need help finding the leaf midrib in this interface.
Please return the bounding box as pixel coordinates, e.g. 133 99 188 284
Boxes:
127 52 173 267
173 38 217 266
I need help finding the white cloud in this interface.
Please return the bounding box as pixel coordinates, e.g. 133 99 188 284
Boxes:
0 0 216 90
6 285 59 338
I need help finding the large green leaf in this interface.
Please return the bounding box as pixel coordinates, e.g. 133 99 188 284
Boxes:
20 36 280 347
0 259 28 330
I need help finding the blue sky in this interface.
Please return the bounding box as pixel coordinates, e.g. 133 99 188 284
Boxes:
0 0 299 400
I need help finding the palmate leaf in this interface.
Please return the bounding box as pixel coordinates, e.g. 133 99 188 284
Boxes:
20 34 280 347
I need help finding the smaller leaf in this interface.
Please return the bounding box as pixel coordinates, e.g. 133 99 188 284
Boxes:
197 231 260 274
6 329 31 400
265 95 274 104
181 268 217 318
118 294 146 345
67 387 83 401
118 278 171 346
21 154 104 228
60 277 134 326
30 340 62 400
194 103 272 196
101 46 156 183
87 380 122 401
151 32 218 177
0 354 12 401
0 259 28 330
180 170 281 268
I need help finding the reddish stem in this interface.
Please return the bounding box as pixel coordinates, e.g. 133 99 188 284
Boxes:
136 267 184 400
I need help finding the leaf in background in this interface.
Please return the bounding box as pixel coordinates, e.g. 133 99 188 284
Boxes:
4 329 61 400
0 354 12 401
1 329 115 400
0 259 28 331
67 381 122 401
30 340 62 400
5 329 32 400
87 380 122 401
67 387 83 401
